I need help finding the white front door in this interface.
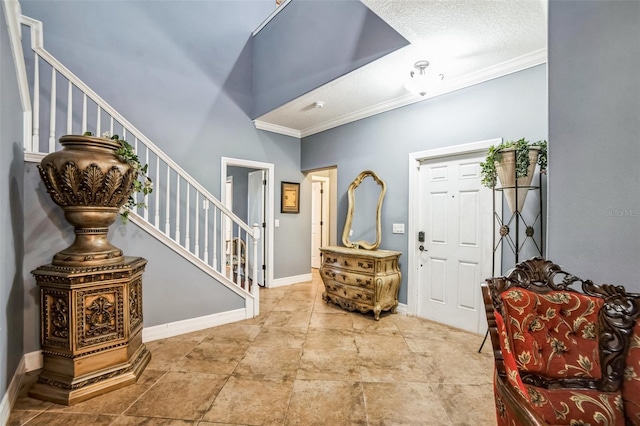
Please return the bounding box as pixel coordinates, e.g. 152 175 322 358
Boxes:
248 170 266 286
416 151 493 333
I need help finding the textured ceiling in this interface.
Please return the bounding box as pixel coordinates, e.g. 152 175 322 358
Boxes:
254 0 547 137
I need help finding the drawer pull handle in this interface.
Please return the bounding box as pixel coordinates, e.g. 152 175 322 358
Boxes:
358 262 373 269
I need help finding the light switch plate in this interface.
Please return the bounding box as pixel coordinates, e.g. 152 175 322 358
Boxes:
392 223 405 234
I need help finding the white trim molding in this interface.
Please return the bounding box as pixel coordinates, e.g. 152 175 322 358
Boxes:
270 273 313 288
2 0 33 150
220 157 275 289
406 138 502 317
395 303 408 315
23 152 45 163
253 120 301 138
254 49 547 139
142 309 246 343
24 351 42 372
0 356 26 425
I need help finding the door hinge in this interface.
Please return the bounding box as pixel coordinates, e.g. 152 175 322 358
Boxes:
262 222 266 228
262 265 266 270
263 179 267 185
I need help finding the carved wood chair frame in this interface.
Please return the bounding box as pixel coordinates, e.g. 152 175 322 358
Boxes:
482 257 640 424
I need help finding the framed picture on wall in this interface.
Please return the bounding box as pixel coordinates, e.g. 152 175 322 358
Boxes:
281 181 300 213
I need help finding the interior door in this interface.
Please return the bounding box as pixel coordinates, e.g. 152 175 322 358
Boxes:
311 178 329 269
416 151 492 333
248 170 266 286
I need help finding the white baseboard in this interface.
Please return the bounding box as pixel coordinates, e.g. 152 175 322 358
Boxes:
22 308 248 374
270 273 312 288
142 308 246 342
396 303 408 315
0 356 26 425
24 350 43 372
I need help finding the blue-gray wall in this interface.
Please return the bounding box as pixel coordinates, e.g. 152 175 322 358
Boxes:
547 0 640 290
228 166 258 223
252 0 408 118
302 65 548 303
0 2 25 402
18 2 310 279
22 162 245 353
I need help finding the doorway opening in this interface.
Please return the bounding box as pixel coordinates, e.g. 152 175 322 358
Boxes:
306 168 338 270
221 157 274 288
407 139 500 334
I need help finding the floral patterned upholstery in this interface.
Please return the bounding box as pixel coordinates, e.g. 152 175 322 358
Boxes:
483 257 640 426
500 288 604 380
495 296 625 425
495 311 528 397
525 386 625 426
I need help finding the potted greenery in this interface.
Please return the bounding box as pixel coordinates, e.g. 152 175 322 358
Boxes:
37 131 152 267
480 138 547 213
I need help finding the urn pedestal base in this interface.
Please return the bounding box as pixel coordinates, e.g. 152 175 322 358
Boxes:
30 257 150 406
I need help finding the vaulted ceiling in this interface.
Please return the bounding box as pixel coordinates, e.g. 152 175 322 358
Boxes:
254 0 547 138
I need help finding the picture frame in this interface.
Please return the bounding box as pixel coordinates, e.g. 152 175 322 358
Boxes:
281 181 300 213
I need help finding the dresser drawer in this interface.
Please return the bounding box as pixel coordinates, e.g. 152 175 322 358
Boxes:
322 254 376 273
324 281 373 303
321 267 374 289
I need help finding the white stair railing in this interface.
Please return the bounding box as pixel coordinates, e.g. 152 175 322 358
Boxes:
12 10 260 316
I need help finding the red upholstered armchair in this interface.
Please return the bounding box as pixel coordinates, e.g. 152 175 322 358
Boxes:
482 257 640 426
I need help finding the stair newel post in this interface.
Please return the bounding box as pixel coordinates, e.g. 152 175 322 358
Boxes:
252 223 261 316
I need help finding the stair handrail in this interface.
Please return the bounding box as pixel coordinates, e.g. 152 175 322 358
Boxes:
8 7 260 316
18 16 255 237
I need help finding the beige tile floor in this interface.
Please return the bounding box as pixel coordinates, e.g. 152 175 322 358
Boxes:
9 271 497 425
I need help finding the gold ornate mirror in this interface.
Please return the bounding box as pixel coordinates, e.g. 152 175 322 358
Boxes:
342 170 386 250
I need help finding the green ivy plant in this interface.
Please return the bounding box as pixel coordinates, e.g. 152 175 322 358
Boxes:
83 131 153 222
480 138 547 188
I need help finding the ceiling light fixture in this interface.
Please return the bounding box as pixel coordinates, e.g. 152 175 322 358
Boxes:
404 60 444 97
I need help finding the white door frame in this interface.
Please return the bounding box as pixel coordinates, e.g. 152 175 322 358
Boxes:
407 138 501 318
248 169 266 285
221 157 275 288
311 175 330 268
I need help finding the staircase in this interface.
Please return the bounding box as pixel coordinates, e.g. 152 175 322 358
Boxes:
5 1 260 317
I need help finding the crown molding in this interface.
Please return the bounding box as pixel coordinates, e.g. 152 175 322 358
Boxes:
255 49 547 139
299 48 547 137
253 120 301 138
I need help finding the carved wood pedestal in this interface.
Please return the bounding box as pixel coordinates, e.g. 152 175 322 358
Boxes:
29 257 151 405
319 246 401 320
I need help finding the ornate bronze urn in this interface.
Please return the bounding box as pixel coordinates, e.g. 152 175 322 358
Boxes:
38 134 136 266
31 134 151 405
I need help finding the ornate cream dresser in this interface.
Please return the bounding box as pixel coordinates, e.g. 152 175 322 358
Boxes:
319 246 401 320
